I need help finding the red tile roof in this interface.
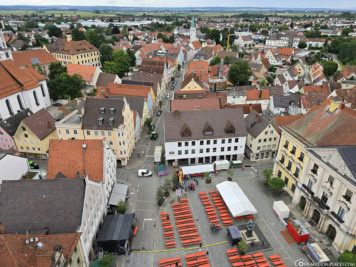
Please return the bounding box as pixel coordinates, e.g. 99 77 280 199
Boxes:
171 98 220 112
273 115 304 134
67 64 97 82
47 39 98 55
0 233 81 267
246 89 270 101
99 83 151 100
12 49 58 68
284 100 356 146
47 139 104 182
226 103 263 114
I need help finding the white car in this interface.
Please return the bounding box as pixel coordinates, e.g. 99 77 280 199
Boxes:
138 169 153 177
167 94 170 99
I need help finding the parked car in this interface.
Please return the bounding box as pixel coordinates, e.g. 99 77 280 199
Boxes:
150 131 158 140
157 110 162 117
138 169 153 177
52 103 62 107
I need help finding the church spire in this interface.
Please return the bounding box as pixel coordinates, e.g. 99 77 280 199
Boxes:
191 16 196 29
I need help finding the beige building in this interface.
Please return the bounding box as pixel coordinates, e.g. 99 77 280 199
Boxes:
14 109 58 159
46 39 101 67
56 97 135 166
292 146 356 254
244 110 280 161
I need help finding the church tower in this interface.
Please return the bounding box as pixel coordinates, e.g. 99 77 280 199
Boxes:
0 22 12 61
190 16 198 42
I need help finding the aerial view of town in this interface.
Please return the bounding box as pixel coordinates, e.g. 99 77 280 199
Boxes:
0 1 355 266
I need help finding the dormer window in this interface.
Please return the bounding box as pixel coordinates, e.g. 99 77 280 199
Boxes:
109 117 114 126
100 107 105 114
225 121 235 134
98 117 104 126
110 108 115 114
203 122 214 136
180 123 191 137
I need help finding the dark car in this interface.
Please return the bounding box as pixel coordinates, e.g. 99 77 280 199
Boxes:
157 110 162 117
52 103 63 107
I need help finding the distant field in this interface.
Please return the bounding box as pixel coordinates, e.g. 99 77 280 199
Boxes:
0 9 329 18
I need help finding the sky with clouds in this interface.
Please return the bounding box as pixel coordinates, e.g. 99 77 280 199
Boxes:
0 0 355 9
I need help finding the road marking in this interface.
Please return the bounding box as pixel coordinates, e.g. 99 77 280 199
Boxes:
252 167 257 172
142 218 153 230
134 209 155 212
138 184 140 188
137 200 156 203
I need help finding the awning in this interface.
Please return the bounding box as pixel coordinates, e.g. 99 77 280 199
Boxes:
181 164 214 175
216 181 257 217
109 183 129 206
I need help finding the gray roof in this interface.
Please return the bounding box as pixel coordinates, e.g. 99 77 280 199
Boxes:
0 179 85 234
164 109 247 142
272 95 301 109
110 95 144 119
23 109 56 140
337 146 356 179
0 109 33 136
82 98 125 130
244 110 272 138
97 214 135 242
261 86 284 96
96 73 118 87
277 74 286 85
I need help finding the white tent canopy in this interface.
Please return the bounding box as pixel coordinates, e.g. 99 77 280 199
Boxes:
181 164 214 175
216 181 257 217
108 183 128 206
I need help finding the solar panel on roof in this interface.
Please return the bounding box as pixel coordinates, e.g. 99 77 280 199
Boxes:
30 58 40 64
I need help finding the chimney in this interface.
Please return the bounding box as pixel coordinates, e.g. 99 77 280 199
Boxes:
249 103 252 112
47 120 51 129
173 109 180 117
218 96 222 109
0 223 5 234
183 95 186 100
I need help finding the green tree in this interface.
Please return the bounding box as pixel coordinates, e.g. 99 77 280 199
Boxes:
99 44 113 65
71 28 85 41
45 24 62 38
338 251 356 265
210 56 221 66
228 61 252 86
298 41 308 49
85 30 105 48
207 29 221 44
103 49 131 78
99 252 114 267
126 48 136 67
112 25 120 34
268 177 285 195
342 28 354 37
115 200 127 214
162 178 172 195
144 118 152 129
321 61 338 77
48 62 67 80
263 169 273 184
34 34 48 47
224 56 233 65
266 76 274 85
156 185 165 206
23 20 39 30
48 73 85 100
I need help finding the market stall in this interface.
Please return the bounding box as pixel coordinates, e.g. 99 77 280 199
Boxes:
287 220 310 244
180 164 214 176
216 181 257 217
303 242 330 264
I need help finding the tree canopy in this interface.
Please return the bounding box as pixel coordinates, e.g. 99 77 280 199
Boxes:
48 73 85 100
48 62 67 80
210 56 221 66
338 251 356 266
99 44 113 65
45 24 62 38
228 61 252 86
103 49 131 78
298 41 307 49
321 60 338 77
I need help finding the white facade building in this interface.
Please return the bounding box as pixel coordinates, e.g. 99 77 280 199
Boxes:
0 29 12 61
164 109 247 165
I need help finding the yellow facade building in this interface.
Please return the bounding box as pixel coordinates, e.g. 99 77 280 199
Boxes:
46 39 101 67
14 109 58 159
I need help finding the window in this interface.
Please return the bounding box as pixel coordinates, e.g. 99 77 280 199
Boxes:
265 131 268 135
221 139 225 144
200 141 204 145
199 149 203 153
256 154 259 160
17 95 24 110
221 147 225 152
94 131 98 136
298 152 304 162
101 131 105 136
37 148 40 151
277 170 282 178
192 149 195 154
213 148 217 152
206 148 210 153
109 141 113 145
227 147 231 151
287 161 292 171
294 167 300 178
77 257 81 264
321 192 328 204
234 146 238 151
258 139 261 143
274 137 277 141
270 130 273 134
263 138 267 142
185 150 189 154
213 140 217 145
344 189 353 202
24 134 28 138
280 155 285 164
32 147 35 151
74 130 77 135
307 179 313 190
178 150 182 155
257 146 261 150
192 141 196 146
311 164 318 174
284 140 289 149
86 130 90 136
337 207 345 219
40 84 46 97
269 138 272 141
284 177 289 185
107 131 112 137
327 176 334 186
291 146 296 155
185 142 189 146
178 142 182 147
291 184 296 192
5 99 13 115
26 146 29 150
33 91 40 106
227 139 232 143
20 146 24 150
207 140 211 145
235 138 239 143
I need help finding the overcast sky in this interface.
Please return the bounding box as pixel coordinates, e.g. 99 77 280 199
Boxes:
0 0 355 9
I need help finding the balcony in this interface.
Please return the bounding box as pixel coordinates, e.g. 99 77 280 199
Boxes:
311 195 330 210
311 169 318 175
302 184 314 196
331 211 344 224
343 195 352 203
291 150 296 155
280 159 285 165
298 157 304 162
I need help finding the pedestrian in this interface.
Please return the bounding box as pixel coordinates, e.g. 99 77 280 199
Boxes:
167 215 169 220
196 180 199 185
200 243 202 248
193 184 195 191
176 262 178 267
206 251 209 255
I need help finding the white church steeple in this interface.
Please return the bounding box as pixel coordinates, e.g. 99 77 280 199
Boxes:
0 21 13 61
190 16 198 42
